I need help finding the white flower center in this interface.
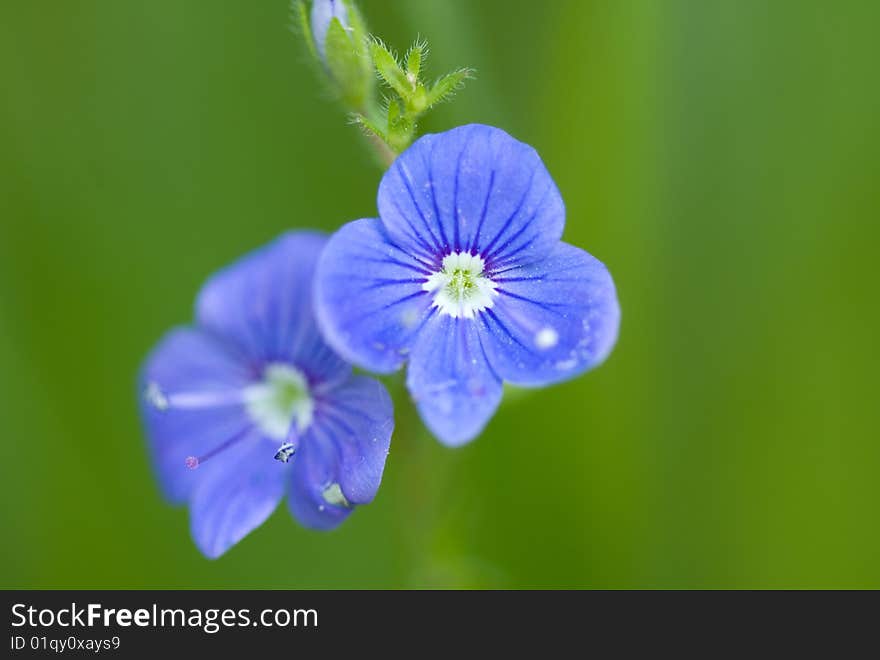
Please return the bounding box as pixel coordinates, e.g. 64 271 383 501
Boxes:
243 363 314 440
423 252 498 319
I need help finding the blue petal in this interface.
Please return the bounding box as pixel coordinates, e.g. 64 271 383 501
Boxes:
314 217 435 373
316 376 394 502
189 437 287 558
139 328 253 503
480 242 620 386
406 314 503 447
377 124 565 263
196 231 351 387
288 375 393 530
287 432 352 531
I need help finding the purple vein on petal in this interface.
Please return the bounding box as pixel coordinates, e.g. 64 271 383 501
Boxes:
479 166 541 258
397 162 444 255
425 139 450 252
358 277 426 292
317 409 360 446
469 169 497 254
452 129 476 253
484 184 553 265
482 308 541 358
474 321 503 383
336 290 430 331
495 288 571 316
316 398 375 426
381 232 441 272
355 255 433 276
388 194 441 261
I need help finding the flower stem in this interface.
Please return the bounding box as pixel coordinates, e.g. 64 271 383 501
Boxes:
364 131 397 168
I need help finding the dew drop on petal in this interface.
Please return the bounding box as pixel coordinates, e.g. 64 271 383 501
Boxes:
185 456 200 470
555 357 578 371
535 326 559 350
400 307 420 329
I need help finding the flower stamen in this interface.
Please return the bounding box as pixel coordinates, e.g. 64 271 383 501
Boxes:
184 425 252 470
144 381 245 412
422 252 498 319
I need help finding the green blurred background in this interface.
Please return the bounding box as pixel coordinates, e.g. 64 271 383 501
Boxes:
2 0 878 588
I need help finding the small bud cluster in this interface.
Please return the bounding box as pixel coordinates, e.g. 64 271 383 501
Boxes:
294 0 475 164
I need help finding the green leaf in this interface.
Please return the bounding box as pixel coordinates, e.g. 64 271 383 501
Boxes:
409 84 428 114
387 98 402 128
387 100 414 146
342 0 370 59
406 39 427 81
350 113 387 142
425 67 476 108
351 113 399 168
341 0 373 87
291 0 318 61
370 39 412 99
325 18 369 108
386 123 415 153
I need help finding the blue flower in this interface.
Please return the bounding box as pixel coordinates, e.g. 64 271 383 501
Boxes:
315 124 620 446
310 0 349 61
139 232 393 558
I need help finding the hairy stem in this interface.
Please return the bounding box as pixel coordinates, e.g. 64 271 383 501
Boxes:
365 131 397 168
